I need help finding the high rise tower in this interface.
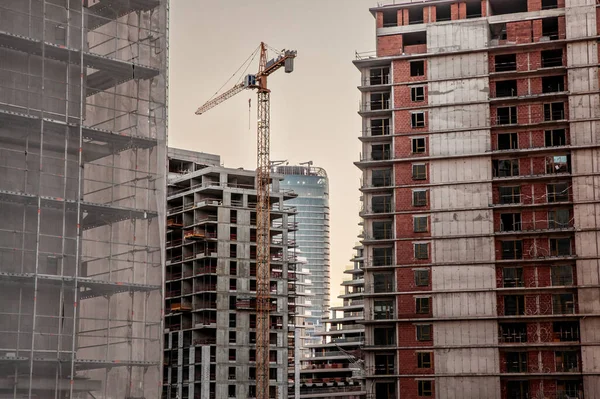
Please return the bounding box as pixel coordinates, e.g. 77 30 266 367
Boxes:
355 1 600 398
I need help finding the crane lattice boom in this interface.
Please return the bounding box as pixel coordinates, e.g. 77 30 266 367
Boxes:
195 42 296 399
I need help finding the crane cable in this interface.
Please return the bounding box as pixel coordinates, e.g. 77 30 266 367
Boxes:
207 44 261 102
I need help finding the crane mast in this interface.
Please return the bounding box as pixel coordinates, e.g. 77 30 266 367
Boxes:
195 42 296 399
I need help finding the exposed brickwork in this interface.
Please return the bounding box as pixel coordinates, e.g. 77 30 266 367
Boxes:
394 163 429 186
399 378 435 399
377 35 403 57
397 323 433 348
395 186 430 212
397 349 434 374
392 59 427 84
376 11 383 29
528 0 542 12
396 241 431 265
507 21 533 44
396 267 431 292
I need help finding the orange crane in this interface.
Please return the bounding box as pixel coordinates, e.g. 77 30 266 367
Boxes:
195 42 297 399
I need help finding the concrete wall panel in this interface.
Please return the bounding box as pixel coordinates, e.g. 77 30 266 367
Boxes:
430 184 492 210
434 321 498 346
433 292 496 317
565 4 597 39
430 130 490 156
436 377 501 399
429 79 488 105
431 210 493 236
433 237 495 263
434 348 499 373
427 21 490 53
570 121 600 145
432 264 496 290
429 104 489 131
430 157 491 183
428 53 488 80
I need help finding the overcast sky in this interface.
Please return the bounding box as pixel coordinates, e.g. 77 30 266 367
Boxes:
168 0 377 306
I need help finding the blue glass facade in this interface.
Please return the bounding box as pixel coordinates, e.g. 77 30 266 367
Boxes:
274 166 330 326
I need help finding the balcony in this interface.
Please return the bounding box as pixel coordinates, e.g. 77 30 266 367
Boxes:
359 98 391 114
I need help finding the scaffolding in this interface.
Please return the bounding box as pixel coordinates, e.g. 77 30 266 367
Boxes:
0 0 168 397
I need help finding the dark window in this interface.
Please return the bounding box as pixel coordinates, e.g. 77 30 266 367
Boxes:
495 80 517 98
410 60 425 77
404 31 427 46
417 352 432 368
490 0 527 14
228 366 236 380
545 129 566 146
499 323 527 342
416 297 431 314
412 164 427 180
549 209 570 229
374 273 394 293
229 349 236 361
414 269 429 286
506 381 529 399
370 92 390 110
553 321 580 342
228 385 235 398
499 186 521 204
542 0 558 9
493 159 519 177
409 6 424 24
557 381 580 398
543 17 559 40
498 133 518 150
229 331 236 343
374 353 396 375
436 4 451 21
229 313 236 328
373 221 393 240
382 10 397 27
550 237 571 256
542 75 564 93
416 324 432 341
506 352 528 372
502 240 523 259
542 49 563 68
369 67 390 85
372 169 392 187
497 106 518 125
544 102 565 121
503 267 524 287
373 247 394 266
371 143 391 160
411 86 425 102
374 300 394 319
374 327 396 346
545 155 569 174
412 137 426 153
500 213 521 231
411 112 426 128
551 265 573 286
413 190 428 206
418 380 433 396
371 118 391 136
504 295 525 315
372 195 392 213
466 1 482 18
547 183 569 202
556 350 579 372
414 243 429 259
375 382 396 399
414 216 428 233
495 54 517 72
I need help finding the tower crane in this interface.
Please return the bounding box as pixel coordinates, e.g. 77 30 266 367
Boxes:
195 42 297 399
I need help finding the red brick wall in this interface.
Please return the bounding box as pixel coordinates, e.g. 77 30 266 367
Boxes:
394 110 428 133
528 0 542 12
507 21 533 44
398 349 434 374
423 6 436 23
532 19 543 42
376 11 383 28
404 44 427 55
396 213 431 237
392 59 427 84
558 16 566 39
397 267 431 292
394 163 429 186
395 187 430 211
397 240 431 264
398 323 433 347
399 377 435 399
394 134 429 158
378 35 403 57
398 293 432 318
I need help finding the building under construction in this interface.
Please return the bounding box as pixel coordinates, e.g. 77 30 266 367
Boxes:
164 148 300 399
0 0 168 398
355 0 600 398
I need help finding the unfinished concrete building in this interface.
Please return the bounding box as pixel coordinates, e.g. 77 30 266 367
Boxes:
0 0 167 398
298 244 366 399
164 149 299 399
355 0 600 398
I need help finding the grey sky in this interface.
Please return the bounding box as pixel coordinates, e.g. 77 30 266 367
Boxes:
169 0 377 305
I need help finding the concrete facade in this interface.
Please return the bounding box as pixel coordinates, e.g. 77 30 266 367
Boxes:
355 0 600 398
164 150 299 399
0 1 167 398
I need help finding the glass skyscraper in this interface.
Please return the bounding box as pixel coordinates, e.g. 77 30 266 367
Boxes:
273 165 330 326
